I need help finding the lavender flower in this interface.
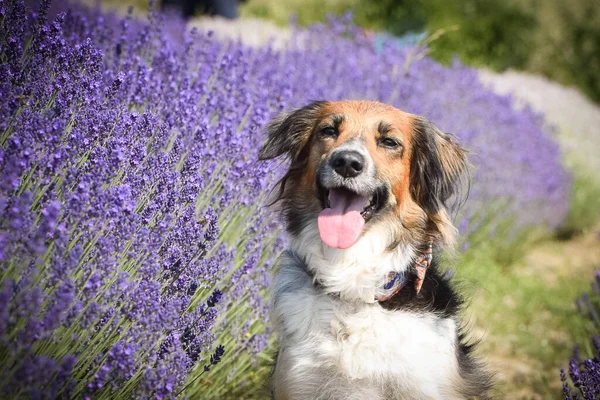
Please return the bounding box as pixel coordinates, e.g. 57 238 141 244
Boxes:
562 273 600 399
204 345 225 372
206 289 222 308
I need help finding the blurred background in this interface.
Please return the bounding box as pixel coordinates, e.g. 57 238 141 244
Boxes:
98 0 600 105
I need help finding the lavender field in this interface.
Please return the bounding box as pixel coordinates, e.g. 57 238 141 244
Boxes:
0 0 582 398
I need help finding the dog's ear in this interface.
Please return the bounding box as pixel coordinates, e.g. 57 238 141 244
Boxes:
410 118 470 244
258 101 327 161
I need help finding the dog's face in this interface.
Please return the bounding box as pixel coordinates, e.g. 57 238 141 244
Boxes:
259 100 468 249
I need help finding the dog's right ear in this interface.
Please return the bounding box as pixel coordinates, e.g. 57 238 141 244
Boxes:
258 101 327 161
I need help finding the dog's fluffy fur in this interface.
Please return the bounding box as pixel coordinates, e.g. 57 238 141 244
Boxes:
259 101 493 399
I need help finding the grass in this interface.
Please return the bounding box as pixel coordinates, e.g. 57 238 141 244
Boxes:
458 168 600 398
461 240 596 397
558 164 600 239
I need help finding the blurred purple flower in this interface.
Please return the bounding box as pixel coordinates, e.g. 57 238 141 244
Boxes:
562 273 600 398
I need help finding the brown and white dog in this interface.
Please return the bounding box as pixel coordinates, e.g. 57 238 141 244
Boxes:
259 101 492 400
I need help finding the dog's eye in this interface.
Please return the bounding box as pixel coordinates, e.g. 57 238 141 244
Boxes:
319 127 338 139
379 137 401 149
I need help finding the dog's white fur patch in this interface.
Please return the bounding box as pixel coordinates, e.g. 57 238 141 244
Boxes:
292 220 415 303
271 221 465 399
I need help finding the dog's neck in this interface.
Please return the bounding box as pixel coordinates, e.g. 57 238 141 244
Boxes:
375 241 432 301
288 221 431 303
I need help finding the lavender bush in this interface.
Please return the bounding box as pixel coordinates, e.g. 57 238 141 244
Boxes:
0 1 569 398
562 272 600 399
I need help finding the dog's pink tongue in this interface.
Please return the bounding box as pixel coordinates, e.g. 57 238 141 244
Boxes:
318 189 368 249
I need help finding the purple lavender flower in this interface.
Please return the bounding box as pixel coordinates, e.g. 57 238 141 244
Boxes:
206 289 222 308
203 345 225 372
562 274 600 399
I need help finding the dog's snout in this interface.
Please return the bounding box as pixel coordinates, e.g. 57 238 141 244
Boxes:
330 150 365 178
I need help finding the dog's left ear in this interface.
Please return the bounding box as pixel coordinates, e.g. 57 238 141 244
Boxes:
410 118 470 244
258 101 327 161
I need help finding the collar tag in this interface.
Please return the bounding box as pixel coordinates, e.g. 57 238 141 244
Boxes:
376 271 407 302
376 241 433 303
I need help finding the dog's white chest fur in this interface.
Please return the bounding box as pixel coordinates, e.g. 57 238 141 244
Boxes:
271 245 463 400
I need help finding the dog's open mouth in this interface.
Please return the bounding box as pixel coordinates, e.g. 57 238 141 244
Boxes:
317 186 387 249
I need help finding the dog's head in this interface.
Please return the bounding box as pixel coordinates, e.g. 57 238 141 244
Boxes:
259 100 468 250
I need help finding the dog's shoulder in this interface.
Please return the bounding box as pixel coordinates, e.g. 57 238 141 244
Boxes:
381 258 494 399
272 250 313 301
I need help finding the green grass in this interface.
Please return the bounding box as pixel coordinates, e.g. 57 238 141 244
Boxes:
460 243 595 397
457 167 600 397
558 164 600 238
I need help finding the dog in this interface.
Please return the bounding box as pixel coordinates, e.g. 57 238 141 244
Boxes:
259 100 493 400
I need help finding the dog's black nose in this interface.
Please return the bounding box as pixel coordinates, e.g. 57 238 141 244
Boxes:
330 150 364 178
